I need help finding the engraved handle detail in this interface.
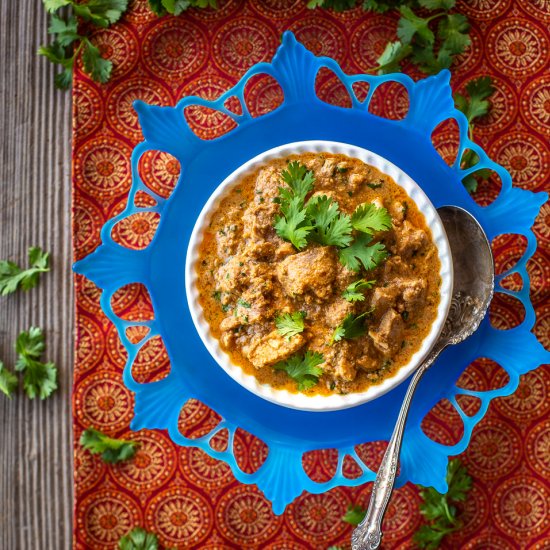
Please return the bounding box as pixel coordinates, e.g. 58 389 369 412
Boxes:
351 292 481 550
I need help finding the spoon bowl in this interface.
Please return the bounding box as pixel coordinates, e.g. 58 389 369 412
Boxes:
352 205 494 550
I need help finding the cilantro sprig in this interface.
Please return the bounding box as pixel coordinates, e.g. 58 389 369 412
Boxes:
341 459 473 548
148 0 218 16
81 428 139 464
331 312 369 344
275 311 306 340
39 0 128 89
273 351 324 391
119 527 161 550
342 279 376 302
15 327 58 400
0 247 50 296
414 459 473 548
454 77 495 193
0 362 18 398
274 162 391 272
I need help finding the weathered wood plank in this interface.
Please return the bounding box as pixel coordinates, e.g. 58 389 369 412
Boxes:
0 2 73 549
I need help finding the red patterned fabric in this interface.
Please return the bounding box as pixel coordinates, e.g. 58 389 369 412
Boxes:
72 1 550 548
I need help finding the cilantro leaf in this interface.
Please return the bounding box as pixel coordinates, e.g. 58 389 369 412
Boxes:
43 0 72 13
331 312 369 343
14 327 58 400
0 362 18 398
0 247 50 296
307 0 357 10
274 196 312 250
439 13 470 55
273 351 324 391
342 279 376 302
306 195 353 248
351 203 392 235
275 311 306 340
81 428 139 463
418 0 455 9
148 0 166 15
281 161 315 203
363 0 409 12
119 527 159 550
161 0 192 15
454 76 494 125
398 6 435 45
343 503 367 526
82 40 113 83
414 459 473 549
72 0 128 27
412 43 453 73
339 233 388 272
376 40 413 74
48 15 79 46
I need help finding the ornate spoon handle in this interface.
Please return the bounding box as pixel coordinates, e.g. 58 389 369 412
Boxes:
351 339 447 550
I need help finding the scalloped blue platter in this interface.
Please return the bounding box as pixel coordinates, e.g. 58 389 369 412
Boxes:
74 32 549 514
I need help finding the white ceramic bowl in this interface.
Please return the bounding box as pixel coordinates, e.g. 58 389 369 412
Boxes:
186 141 453 412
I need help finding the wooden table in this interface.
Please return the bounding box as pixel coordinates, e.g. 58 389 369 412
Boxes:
0 3 73 548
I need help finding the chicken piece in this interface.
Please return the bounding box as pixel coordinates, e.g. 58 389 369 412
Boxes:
276 246 337 301
319 340 357 381
216 225 241 258
244 241 275 261
370 285 400 312
216 256 246 293
334 262 357 292
243 330 305 368
400 278 427 313
383 256 407 278
349 172 366 191
254 166 282 199
369 309 404 355
396 221 427 258
220 315 242 332
325 297 355 325
242 202 278 240
390 201 406 225
274 241 295 260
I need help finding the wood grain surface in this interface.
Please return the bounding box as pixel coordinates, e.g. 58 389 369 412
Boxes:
0 2 73 549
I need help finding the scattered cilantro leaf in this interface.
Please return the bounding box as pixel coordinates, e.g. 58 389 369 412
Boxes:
14 327 58 400
343 503 367 526
398 6 435 45
72 0 128 27
0 362 18 398
419 0 455 9
0 247 50 296
275 312 306 340
237 298 251 309
43 0 72 12
81 428 139 463
331 312 369 343
118 527 159 550
414 459 473 549
82 40 112 83
307 0 357 10
48 15 79 45
376 40 413 74
339 234 388 272
273 351 324 391
342 279 376 302
438 13 470 54
351 203 392 235
363 0 411 12
306 195 353 248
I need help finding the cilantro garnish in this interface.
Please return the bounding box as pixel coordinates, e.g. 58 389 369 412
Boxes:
0 361 18 398
351 203 392 235
0 247 50 296
237 298 251 309
342 279 376 302
275 311 306 340
273 351 324 391
339 234 388 272
15 327 58 400
118 527 160 550
273 161 315 250
331 312 369 343
81 428 139 464
414 459 473 548
307 195 353 248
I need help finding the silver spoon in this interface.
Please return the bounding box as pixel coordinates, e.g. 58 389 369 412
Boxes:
351 205 494 550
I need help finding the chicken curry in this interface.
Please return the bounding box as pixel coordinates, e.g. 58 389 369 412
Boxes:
196 153 441 395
